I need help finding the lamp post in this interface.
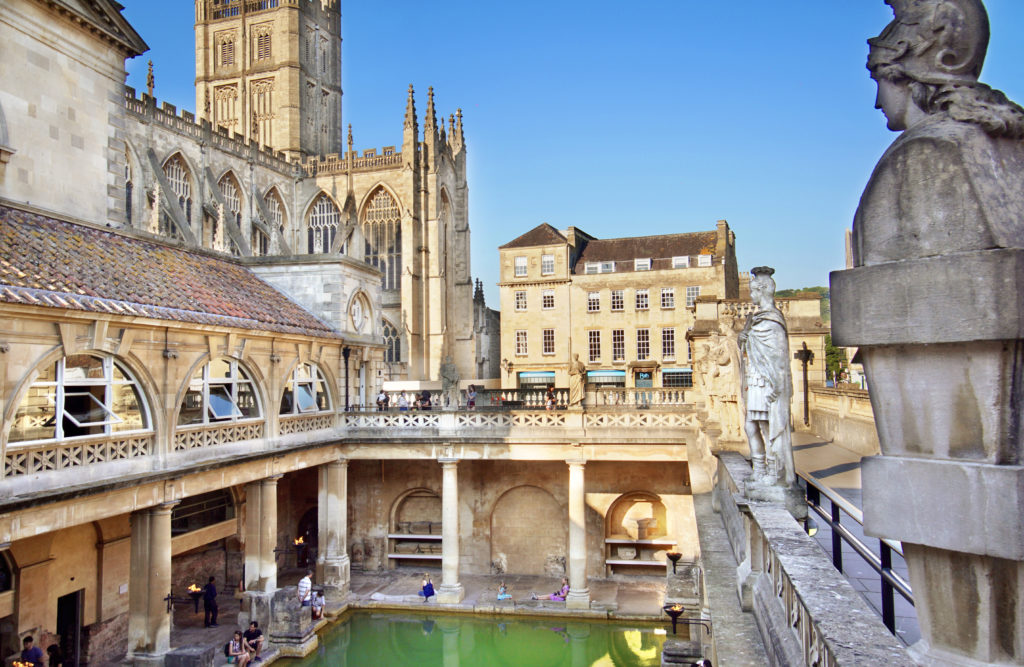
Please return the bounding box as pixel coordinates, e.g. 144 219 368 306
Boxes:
793 341 814 426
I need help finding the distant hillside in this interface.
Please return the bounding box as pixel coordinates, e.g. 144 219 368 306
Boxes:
776 286 830 323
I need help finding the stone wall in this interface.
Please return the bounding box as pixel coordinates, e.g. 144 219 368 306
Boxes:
345 458 695 577
172 546 227 595
82 611 128 665
808 386 880 457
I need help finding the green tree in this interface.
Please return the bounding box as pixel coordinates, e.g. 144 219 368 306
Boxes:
823 334 845 380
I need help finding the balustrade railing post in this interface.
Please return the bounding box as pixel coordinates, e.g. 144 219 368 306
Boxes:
880 541 896 634
831 500 843 573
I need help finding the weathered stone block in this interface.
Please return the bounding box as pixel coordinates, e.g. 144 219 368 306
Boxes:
863 455 1024 559
164 644 216 667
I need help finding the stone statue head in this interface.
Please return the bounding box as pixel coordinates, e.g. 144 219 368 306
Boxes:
749 266 776 307
867 0 989 87
867 0 1024 137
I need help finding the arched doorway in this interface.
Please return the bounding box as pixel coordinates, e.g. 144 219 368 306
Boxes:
490 486 566 575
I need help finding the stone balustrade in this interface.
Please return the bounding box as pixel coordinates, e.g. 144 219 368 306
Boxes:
808 386 879 457
714 452 913 666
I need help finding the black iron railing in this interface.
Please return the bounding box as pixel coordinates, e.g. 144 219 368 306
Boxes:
800 474 914 636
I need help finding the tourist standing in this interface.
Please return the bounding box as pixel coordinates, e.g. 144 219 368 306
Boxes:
203 576 219 627
297 569 313 606
20 636 44 667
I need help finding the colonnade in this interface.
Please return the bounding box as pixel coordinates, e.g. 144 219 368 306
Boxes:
125 455 593 659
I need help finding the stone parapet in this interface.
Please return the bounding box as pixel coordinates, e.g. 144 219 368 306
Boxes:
714 452 914 667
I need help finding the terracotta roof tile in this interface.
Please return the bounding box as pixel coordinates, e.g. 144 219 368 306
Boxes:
0 205 342 339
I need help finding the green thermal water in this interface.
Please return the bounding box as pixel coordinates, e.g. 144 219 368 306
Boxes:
288 610 669 666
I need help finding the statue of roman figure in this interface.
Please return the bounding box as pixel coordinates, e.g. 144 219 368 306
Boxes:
738 266 795 489
567 353 586 407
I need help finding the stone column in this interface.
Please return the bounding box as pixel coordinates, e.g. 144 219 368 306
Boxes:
318 459 350 600
565 460 590 609
244 475 281 593
436 458 464 603
127 501 177 660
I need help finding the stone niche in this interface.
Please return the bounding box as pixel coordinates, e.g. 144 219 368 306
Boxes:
604 492 674 575
387 488 443 568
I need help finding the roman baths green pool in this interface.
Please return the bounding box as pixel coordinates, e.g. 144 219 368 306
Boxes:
289 610 673 666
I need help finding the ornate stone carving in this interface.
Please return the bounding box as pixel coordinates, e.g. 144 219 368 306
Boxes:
567 353 586 408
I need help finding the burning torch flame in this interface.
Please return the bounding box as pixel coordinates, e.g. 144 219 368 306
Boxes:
294 536 305 545
188 583 202 593
670 604 683 612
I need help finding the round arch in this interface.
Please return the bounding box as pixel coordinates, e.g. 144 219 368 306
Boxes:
604 491 668 539
388 487 441 534
344 289 373 336
490 485 566 575
2 347 159 449
171 353 268 427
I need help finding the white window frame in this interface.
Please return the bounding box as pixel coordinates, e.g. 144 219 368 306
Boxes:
588 330 601 363
697 254 713 267
515 330 528 356
515 290 527 312
637 329 650 361
635 289 649 311
541 254 555 275
611 290 624 312
585 262 600 275
514 256 528 277
672 255 690 268
612 329 625 361
587 291 601 312
601 261 615 273
662 328 676 360
634 258 651 271
542 328 555 355
686 285 701 308
281 362 332 415
542 289 555 310
661 287 675 309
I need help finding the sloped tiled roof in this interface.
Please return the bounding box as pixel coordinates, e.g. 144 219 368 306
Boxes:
499 223 567 249
0 205 342 339
573 231 718 274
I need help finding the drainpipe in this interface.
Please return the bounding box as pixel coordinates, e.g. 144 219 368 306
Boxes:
343 346 351 411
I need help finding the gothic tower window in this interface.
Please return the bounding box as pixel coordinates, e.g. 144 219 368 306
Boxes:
251 78 275 147
163 154 193 226
261 188 287 254
215 84 239 131
217 32 236 67
307 193 339 254
383 320 401 363
363 188 401 291
252 24 272 62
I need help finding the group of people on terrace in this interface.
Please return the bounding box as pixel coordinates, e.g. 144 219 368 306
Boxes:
376 385 479 411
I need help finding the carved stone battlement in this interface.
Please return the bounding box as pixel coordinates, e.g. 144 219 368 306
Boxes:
124 87 297 173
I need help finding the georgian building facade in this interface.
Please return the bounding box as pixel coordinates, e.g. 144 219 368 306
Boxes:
497 221 740 390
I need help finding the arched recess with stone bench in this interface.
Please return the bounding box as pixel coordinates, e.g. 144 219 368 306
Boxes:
387 488 442 568
604 491 673 574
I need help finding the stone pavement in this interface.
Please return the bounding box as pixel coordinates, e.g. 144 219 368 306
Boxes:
792 430 920 646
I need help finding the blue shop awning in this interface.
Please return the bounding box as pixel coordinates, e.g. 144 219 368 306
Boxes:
518 371 555 378
587 370 626 378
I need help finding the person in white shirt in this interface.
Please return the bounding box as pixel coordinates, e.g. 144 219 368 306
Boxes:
297 569 312 606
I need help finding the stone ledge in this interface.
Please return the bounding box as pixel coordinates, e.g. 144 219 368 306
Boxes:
830 248 1024 346
862 455 1024 559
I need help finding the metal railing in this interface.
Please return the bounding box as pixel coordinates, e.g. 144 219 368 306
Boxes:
799 473 914 636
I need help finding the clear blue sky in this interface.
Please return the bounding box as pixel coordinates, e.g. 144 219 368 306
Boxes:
121 1 1024 305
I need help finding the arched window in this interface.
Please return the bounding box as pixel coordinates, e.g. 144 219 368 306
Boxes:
163 154 193 226
218 173 242 228
257 188 287 256
383 320 401 363
280 363 331 414
178 358 261 425
307 193 339 254
8 354 150 443
363 188 401 291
